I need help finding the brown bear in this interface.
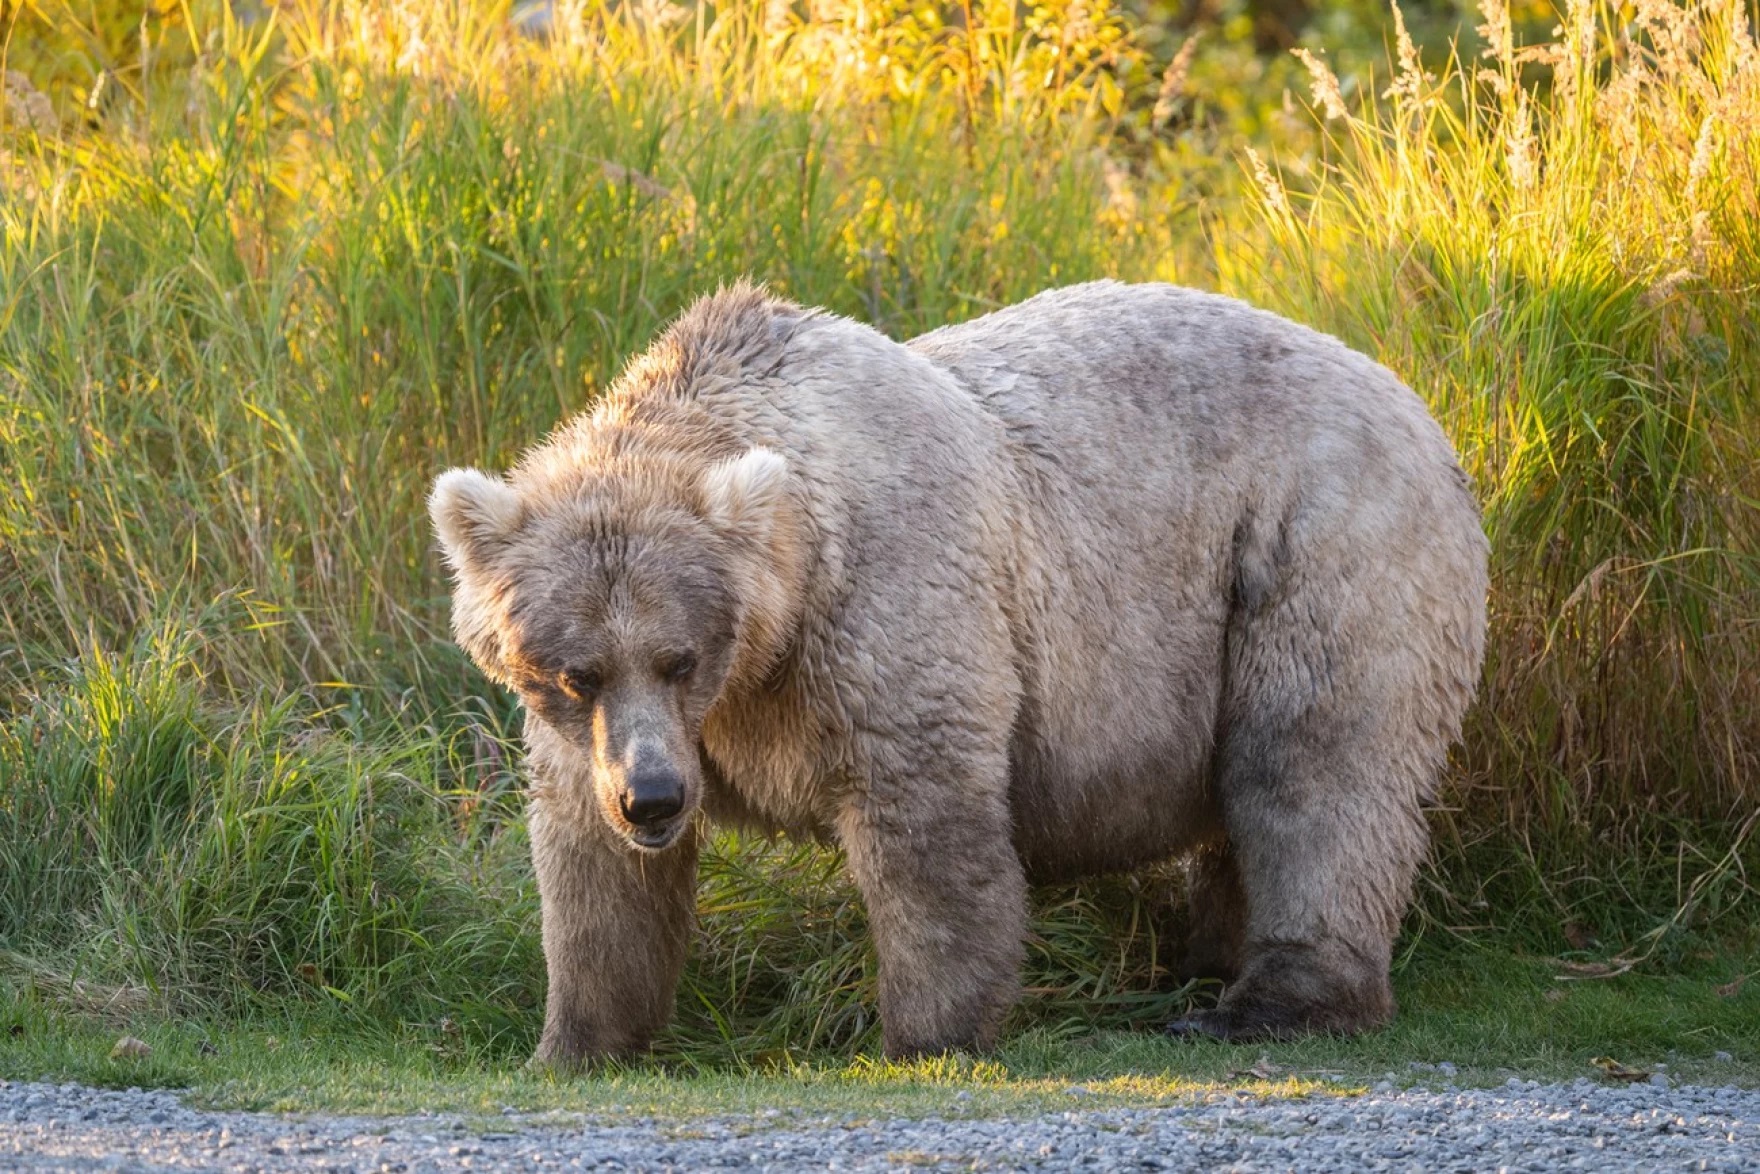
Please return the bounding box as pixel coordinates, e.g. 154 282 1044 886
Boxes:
429 280 1488 1065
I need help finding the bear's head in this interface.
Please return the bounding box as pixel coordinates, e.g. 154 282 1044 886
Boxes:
428 446 800 853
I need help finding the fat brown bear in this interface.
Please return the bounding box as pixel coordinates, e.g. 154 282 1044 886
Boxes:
429 280 1488 1065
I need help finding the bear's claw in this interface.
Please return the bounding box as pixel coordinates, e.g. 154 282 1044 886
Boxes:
1163 1012 1232 1041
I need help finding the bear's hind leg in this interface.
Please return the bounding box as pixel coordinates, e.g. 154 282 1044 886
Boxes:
1167 723 1429 1041
1180 842 1247 983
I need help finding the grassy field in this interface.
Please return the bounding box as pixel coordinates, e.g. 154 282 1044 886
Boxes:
1 0 1756 1098
5 942 1758 1114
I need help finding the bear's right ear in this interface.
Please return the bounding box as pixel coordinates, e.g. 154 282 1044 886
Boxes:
429 467 524 576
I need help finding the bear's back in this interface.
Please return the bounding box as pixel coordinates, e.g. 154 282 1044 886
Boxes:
908 282 1487 879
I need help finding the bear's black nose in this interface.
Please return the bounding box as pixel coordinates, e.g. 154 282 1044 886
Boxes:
620 769 685 828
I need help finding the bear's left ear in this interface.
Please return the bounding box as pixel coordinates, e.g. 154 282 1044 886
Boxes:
700 447 789 544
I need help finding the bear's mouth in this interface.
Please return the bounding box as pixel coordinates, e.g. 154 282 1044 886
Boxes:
624 818 686 853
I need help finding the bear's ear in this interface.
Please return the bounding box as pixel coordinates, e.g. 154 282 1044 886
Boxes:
700 447 789 543
430 467 524 576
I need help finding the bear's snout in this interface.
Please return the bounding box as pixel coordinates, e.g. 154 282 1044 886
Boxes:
618 767 686 843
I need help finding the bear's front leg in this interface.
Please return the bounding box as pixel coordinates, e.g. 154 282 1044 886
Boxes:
835 745 1028 1058
527 798 699 1068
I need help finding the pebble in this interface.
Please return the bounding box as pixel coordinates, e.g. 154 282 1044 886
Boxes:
1 1077 1758 1170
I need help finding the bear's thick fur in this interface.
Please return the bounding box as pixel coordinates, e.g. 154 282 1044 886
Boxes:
429 281 1488 1064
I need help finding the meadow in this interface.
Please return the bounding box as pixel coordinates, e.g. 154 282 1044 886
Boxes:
0 0 1756 1096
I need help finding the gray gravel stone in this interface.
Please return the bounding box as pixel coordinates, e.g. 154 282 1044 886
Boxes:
2 1077 1758 1170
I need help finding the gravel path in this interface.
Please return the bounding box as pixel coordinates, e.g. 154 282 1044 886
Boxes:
3 1076 1758 1171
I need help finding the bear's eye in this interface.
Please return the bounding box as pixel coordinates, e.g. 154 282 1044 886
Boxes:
558 668 603 701
660 651 697 683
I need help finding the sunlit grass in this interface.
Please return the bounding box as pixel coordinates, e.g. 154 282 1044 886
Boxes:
1219 0 1759 920
0 0 1755 1067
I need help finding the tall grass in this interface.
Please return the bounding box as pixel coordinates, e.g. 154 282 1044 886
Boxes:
1 0 1756 1050
0 626 537 1021
0 0 1136 711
